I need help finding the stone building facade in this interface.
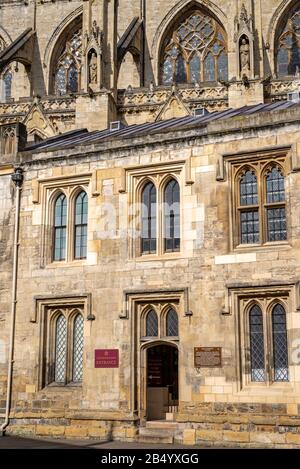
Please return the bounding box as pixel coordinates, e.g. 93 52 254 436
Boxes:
0 0 300 447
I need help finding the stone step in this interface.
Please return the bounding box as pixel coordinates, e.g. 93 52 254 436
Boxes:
139 427 176 437
137 434 174 445
146 421 178 430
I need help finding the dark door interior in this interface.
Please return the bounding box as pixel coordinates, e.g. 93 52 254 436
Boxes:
146 345 178 420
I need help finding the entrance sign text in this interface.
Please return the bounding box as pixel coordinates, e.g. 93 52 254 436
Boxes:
95 349 119 368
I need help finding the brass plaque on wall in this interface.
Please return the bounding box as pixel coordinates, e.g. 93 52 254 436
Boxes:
194 347 222 367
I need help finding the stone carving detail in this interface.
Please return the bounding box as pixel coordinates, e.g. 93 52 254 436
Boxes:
117 84 228 119
234 4 254 79
240 38 250 74
2 126 16 154
85 20 103 52
89 52 98 84
84 20 103 91
0 97 76 131
269 79 300 101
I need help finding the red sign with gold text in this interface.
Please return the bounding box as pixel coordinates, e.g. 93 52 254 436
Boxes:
95 349 119 368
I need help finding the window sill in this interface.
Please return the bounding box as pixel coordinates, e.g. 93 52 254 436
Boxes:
234 241 291 252
135 252 183 262
240 381 294 393
45 382 83 390
46 260 88 268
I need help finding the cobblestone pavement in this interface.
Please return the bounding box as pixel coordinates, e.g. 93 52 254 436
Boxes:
0 435 211 449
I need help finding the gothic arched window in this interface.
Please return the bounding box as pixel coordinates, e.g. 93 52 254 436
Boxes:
166 309 178 337
277 8 300 76
160 10 228 85
164 179 180 252
141 182 157 254
54 315 67 383
53 193 67 261
249 305 265 382
265 167 286 242
74 191 88 260
272 304 289 382
146 310 159 337
54 29 82 95
72 314 84 382
239 169 259 244
3 69 12 102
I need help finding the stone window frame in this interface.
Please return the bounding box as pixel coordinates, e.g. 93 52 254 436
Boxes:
50 185 88 263
120 160 193 260
32 173 100 267
48 306 84 386
159 8 228 85
225 148 291 251
32 294 91 391
140 303 180 341
227 283 298 392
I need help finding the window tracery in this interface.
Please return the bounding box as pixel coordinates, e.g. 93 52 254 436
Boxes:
161 10 228 85
277 9 300 76
55 29 82 95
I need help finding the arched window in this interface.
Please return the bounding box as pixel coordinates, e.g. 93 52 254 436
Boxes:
54 315 67 383
53 194 67 261
249 305 265 382
146 310 158 337
3 69 12 102
272 304 289 382
166 309 178 337
141 182 157 254
54 29 82 95
164 179 180 252
74 191 88 259
239 169 259 244
160 10 228 85
276 8 300 76
72 314 84 382
265 167 286 242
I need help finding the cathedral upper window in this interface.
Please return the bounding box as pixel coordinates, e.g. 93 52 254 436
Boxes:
54 29 82 95
277 8 300 77
160 10 228 85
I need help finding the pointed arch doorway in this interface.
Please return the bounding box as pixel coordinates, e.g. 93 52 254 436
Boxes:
145 343 179 420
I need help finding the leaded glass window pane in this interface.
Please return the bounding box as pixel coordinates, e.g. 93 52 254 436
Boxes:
55 315 67 383
218 51 228 82
4 70 12 102
54 194 67 261
141 182 157 254
161 10 227 85
74 191 88 259
240 170 258 206
73 314 84 382
54 29 82 94
204 53 215 81
277 9 300 76
68 62 78 93
146 310 158 337
162 57 173 85
272 304 289 382
166 309 178 336
240 210 259 244
175 55 187 83
164 179 180 252
266 168 285 203
249 305 265 382
190 54 201 83
267 208 287 241
55 66 67 95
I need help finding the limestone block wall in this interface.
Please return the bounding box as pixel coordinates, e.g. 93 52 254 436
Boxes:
0 108 300 446
0 169 14 412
